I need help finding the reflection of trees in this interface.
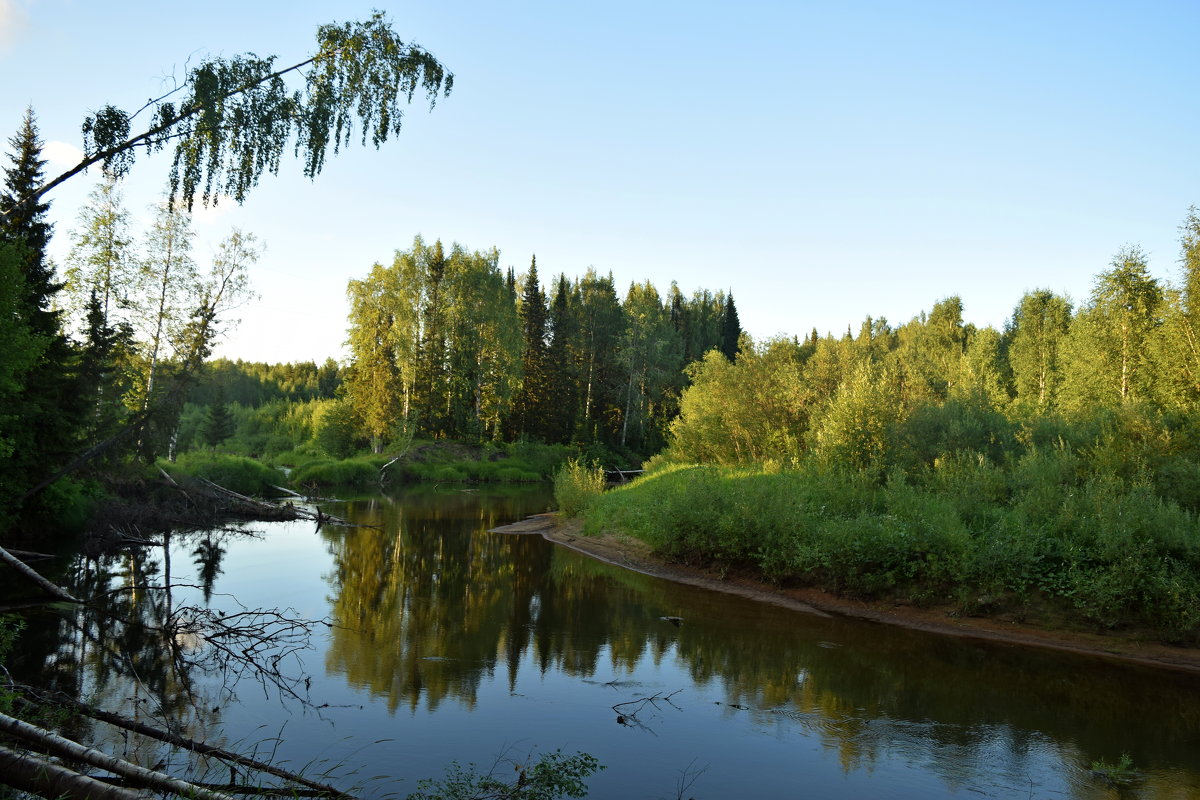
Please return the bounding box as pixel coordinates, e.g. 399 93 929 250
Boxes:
191 534 227 604
323 486 1200 798
8 531 259 776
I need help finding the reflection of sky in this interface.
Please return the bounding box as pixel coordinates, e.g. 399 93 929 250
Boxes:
154 494 1199 800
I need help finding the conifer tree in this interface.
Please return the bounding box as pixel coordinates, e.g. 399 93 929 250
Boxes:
720 292 741 361
0 108 55 321
200 387 235 447
546 273 578 442
514 257 549 439
0 109 81 520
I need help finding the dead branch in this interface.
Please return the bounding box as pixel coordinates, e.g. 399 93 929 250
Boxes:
0 543 78 602
0 710 236 800
16 686 354 799
0 744 151 800
612 690 683 733
164 603 329 705
196 478 363 528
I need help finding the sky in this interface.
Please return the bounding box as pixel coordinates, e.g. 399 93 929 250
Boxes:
1 0 1198 364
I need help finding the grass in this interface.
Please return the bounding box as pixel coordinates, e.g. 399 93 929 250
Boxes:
553 459 607 517
164 452 286 496
583 455 1200 642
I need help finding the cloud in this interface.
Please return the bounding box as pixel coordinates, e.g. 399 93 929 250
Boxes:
0 0 28 54
44 140 84 167
190 196 237 225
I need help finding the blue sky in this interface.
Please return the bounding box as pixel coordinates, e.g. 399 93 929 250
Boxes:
2 0 1198 363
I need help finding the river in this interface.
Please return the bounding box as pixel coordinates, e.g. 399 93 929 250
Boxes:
9 485 1200 799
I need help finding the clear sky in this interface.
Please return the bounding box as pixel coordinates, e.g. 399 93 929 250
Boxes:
2 0 1198 364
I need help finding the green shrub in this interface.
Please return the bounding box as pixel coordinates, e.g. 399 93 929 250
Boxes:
553 459 607 517
165 453 285 496
291 458 379 488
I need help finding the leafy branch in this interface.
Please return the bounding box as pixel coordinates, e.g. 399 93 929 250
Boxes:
3 10 452 217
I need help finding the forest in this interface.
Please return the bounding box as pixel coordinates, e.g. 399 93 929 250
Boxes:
565 215 1200 642
1 13 1200 800
3 84 1200 645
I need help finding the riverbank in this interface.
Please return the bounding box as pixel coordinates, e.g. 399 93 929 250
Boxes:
492 513 1200 676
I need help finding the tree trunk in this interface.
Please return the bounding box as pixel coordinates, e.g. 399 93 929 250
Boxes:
0 711 236 800
0 545 78 602
0 744 150 800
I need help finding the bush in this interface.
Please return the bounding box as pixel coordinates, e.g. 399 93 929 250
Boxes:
582 459 1200 640
553 459 607 517
165 453 285 496
291 458 379 489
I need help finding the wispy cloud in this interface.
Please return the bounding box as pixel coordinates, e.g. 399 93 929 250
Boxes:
0 0 28 55
44 140 84 167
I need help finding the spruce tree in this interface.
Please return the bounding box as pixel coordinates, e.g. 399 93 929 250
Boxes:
720 292 741 361
0 109 82 523
0 108 54 314
200 388 235 447
546 273 578 442
514 257 549 439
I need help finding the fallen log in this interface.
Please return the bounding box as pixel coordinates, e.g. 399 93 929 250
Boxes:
0 544 77 602
196 478 365 528
0 711 235 800
17 688 356 799
0 744 150 800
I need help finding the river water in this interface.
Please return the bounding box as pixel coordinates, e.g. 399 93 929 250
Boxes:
9 485 1200 799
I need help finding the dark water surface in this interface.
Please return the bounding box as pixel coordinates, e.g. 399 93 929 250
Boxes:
11 485 1200 799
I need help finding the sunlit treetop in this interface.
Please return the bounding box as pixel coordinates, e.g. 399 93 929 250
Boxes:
28 11 453 212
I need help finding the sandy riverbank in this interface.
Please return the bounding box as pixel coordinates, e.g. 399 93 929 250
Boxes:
491 513 1200 677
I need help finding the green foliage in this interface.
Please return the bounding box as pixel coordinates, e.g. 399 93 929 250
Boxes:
407 750 601 800
74 12 452 210
291 457 379 489
553 459 606 517
165 452 285 496
585 458 1200 640
313 398 360 458
1090 753 1137 783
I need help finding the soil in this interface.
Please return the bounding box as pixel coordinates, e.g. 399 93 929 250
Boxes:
491 513 1200 677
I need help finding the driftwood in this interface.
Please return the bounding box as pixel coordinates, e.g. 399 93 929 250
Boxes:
15 687 355 799
0 710 236 800
0 543 78 602
197 478 363 528
0 744 151 800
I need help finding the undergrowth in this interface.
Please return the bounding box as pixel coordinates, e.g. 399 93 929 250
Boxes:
584 454 1200 642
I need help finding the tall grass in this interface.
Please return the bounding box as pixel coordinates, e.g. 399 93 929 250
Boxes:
553 459 607 517
164 453 286 496
584 456 1200 642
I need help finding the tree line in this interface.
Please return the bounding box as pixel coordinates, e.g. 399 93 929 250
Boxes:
342 236 741 458
663 218 1200 510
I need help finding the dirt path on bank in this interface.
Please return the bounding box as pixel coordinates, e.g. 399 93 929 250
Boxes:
491 513 1200 677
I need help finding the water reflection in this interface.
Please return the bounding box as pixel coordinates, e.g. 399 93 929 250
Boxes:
8 486 1200 798
321 487 1200 798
